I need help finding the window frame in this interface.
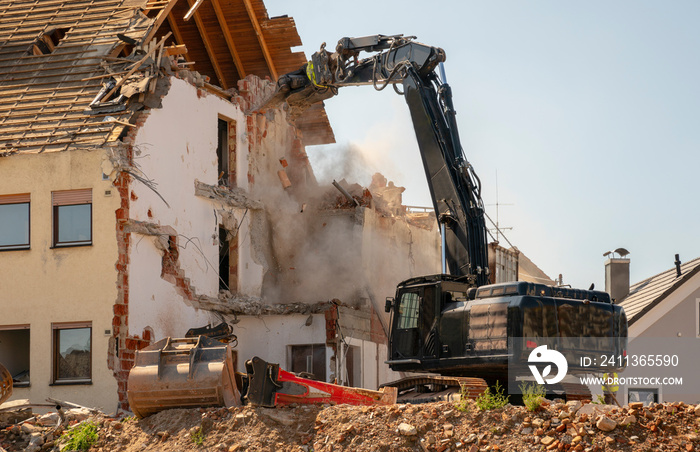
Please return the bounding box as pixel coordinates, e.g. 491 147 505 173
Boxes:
51 321 92 385
0 194 30 251
627 387 660 406
696 298 700 338
52 189 92 248
0 324 30 387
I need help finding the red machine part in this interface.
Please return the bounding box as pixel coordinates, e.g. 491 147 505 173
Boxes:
242 356 396 407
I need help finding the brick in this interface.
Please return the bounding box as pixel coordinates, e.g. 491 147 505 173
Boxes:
113 304 128 316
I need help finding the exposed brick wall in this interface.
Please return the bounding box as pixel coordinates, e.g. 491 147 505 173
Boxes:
111 112 157 413
369 306 388 345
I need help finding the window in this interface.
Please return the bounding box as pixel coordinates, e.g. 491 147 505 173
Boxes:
217 117 236 187
219 225 230 291
397 292 420 329
0 325 30 387
0 194 30 250
52 322 91 384
289 344 326 382
627 388 658 406
52 189 92 247
30 28 69 55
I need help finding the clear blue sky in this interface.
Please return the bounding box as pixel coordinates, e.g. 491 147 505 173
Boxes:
265 1 700 291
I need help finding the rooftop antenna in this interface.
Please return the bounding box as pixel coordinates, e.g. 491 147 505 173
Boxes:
486 170 513 243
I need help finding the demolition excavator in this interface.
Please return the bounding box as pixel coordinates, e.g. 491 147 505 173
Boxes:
126 35 627 417
266 34 627 401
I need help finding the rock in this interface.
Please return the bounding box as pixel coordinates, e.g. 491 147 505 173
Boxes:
551 418 561 426
532 418 544 428
21 424 41 434
541 436 556 446
572 435 582 444
567 401 582 413
397 423 417 436
695 405 700 417
629 402 644 410
201 416 214 433
577 403 615 417
37 413 60 427
620 415 636 426
443 423 454 437
66 408 91 422
534 428 544 436
605 436 615 444
596 416 617 432
521 428 533 435
261 409 296 427
466 433 478 443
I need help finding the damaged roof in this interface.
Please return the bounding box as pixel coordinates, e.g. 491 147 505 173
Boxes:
0 0 334 155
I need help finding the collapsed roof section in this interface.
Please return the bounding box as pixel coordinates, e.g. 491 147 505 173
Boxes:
0 0 334 156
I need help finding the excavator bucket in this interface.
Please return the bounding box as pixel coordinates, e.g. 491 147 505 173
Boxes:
127 336 240 418
0 362 12 405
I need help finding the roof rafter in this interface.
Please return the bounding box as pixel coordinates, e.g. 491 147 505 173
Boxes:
143 0 180 45
185 0 227 89
166 14 188 60
242 0 277 81
210 0 245 79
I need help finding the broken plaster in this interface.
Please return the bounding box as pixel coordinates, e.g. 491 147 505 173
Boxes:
193 179 263 210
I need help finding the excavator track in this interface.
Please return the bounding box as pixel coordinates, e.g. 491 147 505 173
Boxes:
381 375 488 404
0 362 12 405
560 382 592 402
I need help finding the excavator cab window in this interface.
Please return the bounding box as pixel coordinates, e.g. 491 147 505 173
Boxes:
397 292 420 329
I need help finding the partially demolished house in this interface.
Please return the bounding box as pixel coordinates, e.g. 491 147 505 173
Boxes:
0 0 442 413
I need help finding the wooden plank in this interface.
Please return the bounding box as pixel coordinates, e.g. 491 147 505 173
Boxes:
166 14 189 60
185 0 226 89
210 0 245 79
102 31 171 100
143 0 180 45
242 0 276 80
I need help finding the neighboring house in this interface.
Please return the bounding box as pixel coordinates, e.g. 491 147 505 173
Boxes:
611 256 700 405
0 0 443 414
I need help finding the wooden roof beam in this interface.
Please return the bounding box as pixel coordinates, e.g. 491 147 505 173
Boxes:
242 0 277 81
185 0 227 89
166 14 188 60
210 0 246 79
143 0 180 45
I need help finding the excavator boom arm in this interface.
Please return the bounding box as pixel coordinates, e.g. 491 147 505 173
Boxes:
270 34 488 282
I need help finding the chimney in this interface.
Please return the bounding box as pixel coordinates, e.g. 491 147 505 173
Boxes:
605 254 630 302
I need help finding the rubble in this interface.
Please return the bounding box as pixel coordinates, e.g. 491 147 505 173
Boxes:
0 399 699 451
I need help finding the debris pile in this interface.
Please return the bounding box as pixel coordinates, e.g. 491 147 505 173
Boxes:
2 398 699 451
320 173 435 232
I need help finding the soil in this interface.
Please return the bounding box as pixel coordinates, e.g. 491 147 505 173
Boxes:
2 399 700 451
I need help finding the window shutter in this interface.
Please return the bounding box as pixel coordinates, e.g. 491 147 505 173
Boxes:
0 193 30 204
52 189 92 206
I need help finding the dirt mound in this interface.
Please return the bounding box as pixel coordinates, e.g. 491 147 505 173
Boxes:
2 400 699 451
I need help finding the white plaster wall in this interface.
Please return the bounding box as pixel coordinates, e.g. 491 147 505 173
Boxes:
232 315 329 377
128 77 266 339
129 234 213 338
